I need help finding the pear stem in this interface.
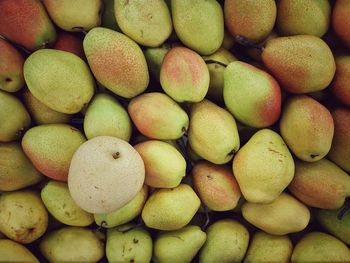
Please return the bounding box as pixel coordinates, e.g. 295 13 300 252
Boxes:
338 198 350 220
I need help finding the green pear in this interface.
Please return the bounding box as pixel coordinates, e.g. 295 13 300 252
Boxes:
154 225 207 263
101 0 120 30
144 45 170 82
233 129 294 203
94 185 148 228
280 95 334 162
40 227 105 262
188 99 240 164
242 193 310 235
199 219 249 263
0 90 31 142
224 61 282 128
291 232 350 262
243 231 293 263
24 49 95 114
0 191 48 244
0 239 39 263
172 0 223 55
315 208 350 245
134 140 186 188
142 184 200 230
41 181 94 226
106 225 152 263
84 93 132 141
0 142 42 191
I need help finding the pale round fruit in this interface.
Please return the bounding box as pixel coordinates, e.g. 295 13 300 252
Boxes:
68 136 145 214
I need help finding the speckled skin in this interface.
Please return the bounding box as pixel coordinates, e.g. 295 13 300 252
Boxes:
289 159 350 209
22 124 86 182
276 0 331 37
53 32 85 59
280 95 334 162
0 0 56 50
225 0 276 43
332 0 350 48
0 39 25 92
84 27 149 98
332 56 350 106
262 35 336 93
172 0 224 55
0 239 39 263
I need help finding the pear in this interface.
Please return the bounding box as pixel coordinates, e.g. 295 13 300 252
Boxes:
84 93 132 141
291 232 350 262
154 225 207 263
128 92 189 140
242 193 310 235
22 88 71 125
192 161 241 211
276 0 331 37
0 142 42 191
0 38 24 92
289 159 350 209
52 31 85 59
262 35 336 93
101 0 120 30
106 225 152 263
160 47 209 103
332 56 350 107
0 0 56 50
332 0 350 48
0 90 31 142
244 231 293 263
221 30 235 50
41 181 94 226
171 0 223 55
203 48 237 103
0 239 39 263
144 45 170 82
142 184 200 230
188 99 240 164
0 191 48 244
115 0 172 47
40 227 105 262
24 49 95 114
233 129 294 203
199 219 249 263
329 108 350 172
224 0 276 43
43 0 102 32
22 124 86 181
134 140 186 188
84 27 149 98
280 95 334 162
224 61 282 128
94 185 148 228
68 136 145 214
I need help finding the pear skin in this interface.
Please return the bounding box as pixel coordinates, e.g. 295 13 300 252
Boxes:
332 0 350 48
332 56 350 106
52 31 85 59
144 45 170 82
0 239 39 263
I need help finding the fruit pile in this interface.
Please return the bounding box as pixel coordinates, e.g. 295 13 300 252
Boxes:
0 0 350 262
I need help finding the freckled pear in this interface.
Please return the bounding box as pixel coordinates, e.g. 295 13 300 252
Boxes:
332 0 350 48
224 61 281 128
233 129 294 203
160 47 209 103
84 27 149 98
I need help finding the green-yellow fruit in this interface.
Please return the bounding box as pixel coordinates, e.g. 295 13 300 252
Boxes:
172 0 224 55
106 225 152 263
0 142 42 191
84 93 132 141
144 45 170 82
199 219 249 263
188 99 240 164
41 181 94 226
291 232 350 262
242 193 310 235
0 90 31 142
24 49 94 114
115 0 172 47
40 227 105 263
94 185 148 228
154 225 207 263
243 231 293 263
0 239 39 263
142 184 200 230
0 191 48 244
233 129 294 203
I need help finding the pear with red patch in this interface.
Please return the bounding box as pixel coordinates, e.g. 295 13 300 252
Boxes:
332 0 350 48
52 32 84 59
331 56 350 107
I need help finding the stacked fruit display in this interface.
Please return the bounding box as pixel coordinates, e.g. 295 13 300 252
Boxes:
0 0 350 262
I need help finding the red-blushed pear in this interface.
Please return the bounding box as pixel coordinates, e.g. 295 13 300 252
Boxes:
332 0 350 48
331 56 350 106
52 32 84 59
